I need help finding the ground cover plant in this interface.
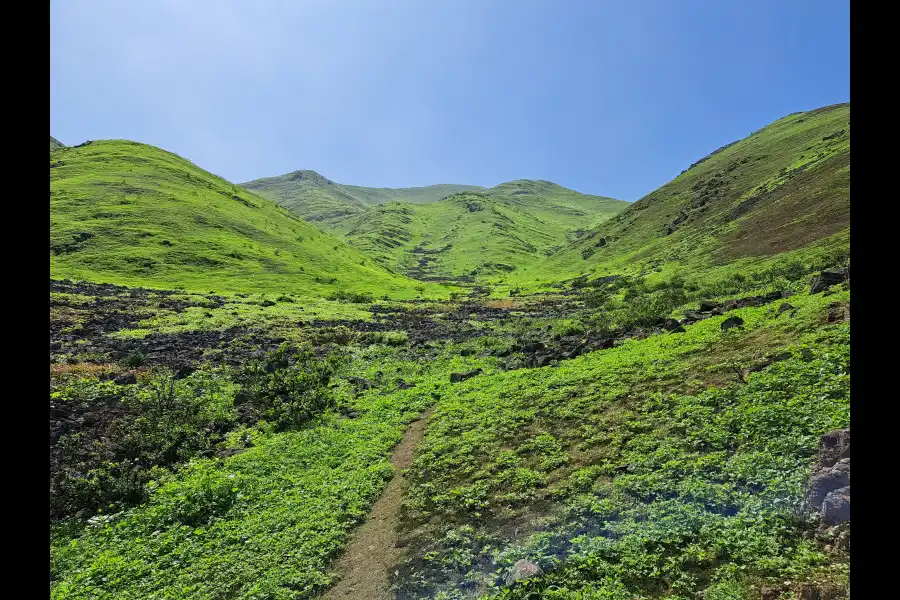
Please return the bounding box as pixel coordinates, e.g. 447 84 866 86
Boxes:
49 104 850 600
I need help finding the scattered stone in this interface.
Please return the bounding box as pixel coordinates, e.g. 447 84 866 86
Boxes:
809 268 848 294
777 302 794 315
698 300 720 312
720 316 744 331
113 373 137 385
505 559 543 586
450 369 483 383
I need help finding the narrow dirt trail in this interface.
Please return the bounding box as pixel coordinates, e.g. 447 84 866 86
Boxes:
322 407 435 600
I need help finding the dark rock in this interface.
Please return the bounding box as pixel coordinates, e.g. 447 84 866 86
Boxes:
657 318 683 332
807 458 850 508
809 268 848 294
698 300 720 312
522 341 545 353
397 379 413 390
505 559 543 586
821 486 850 524
720 316 744 331
459 348 476 356
681 310 710 323
817 428 850 467
777 302 794 315
260 299 276 307
450 369 482 383
113 373 137 385
174 365 196 380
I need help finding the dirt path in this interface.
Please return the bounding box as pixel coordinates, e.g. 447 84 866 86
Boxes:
322 407 435 600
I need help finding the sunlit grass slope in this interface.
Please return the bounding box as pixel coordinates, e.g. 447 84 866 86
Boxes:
333 181 629 282
508 103 850 290
49 140 448 298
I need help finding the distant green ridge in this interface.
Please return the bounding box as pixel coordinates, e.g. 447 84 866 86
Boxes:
332 180 629 282
241 169 484 227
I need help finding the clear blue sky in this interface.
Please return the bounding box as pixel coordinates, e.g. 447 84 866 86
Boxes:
50 0 849 201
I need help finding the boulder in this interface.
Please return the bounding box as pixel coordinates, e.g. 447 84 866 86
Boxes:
698 300 720 312
806 458 849 508
817 428 850 467
809 268 848 294
505 559 543 586
777 302 794 315
822 486 851 524
720 316 744 331
450 369 483 383
113 373 137 385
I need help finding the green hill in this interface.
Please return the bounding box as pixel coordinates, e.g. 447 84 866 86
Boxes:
49 140 447 298
241 169 484 227
50 136 65 151
332 181 629 282
510 103 850 290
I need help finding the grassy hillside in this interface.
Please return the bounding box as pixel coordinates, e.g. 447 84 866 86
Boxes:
334 181 629 282
242 169 484 228
508 103 850 291
51 135 65 151
50 141 447 298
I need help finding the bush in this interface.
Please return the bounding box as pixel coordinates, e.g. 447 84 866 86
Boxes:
236 344 340 431
50 369 237 521
327 290 374 303
121 349 146 368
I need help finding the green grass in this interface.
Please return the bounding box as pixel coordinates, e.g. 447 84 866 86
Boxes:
48 103 851 600
395 289 849 599
50 342 495 600
503 103 850 292
50 141 453 299
242 169 484 228
331 181 628 282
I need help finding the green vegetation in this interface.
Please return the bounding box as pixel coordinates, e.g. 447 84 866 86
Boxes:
49 104 850 600
50 140 449 299
333 181 628 282
52 135 66 151
242 169 484 227
504 103 850 293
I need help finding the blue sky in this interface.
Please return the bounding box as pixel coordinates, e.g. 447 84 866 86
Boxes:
50 0 849 201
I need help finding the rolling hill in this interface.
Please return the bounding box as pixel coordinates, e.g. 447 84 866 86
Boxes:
49 140 447 298
50 136 65 151
241 169 484 228
332 181 629 282
509 102 850 289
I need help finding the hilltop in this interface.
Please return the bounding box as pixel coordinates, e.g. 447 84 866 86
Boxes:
241 169 484 227
332 181 628 282
49 140 446 298
506 103 850 291
50 135 65 151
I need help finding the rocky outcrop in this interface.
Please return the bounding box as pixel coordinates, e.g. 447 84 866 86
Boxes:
809 268 848 294
806 428 850 524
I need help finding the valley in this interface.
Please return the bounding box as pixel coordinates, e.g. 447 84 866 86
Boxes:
49 103 850 600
